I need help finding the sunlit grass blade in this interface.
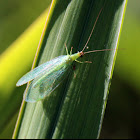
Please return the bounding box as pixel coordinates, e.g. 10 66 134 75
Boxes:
0 6 51 135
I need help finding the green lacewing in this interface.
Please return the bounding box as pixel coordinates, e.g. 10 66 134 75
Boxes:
16 8 111 102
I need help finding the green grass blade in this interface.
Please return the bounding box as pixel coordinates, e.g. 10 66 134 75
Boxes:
13 0 128 139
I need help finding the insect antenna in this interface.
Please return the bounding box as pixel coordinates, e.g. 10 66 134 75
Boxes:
82 7 103 52
84 48 118 54
84 47 126 54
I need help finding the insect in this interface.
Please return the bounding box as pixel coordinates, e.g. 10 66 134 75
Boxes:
16 8 111 103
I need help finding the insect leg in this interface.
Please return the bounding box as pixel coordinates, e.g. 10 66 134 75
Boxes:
75 59 84 63
84 61 92 63
72 64 77 78
70 47 73 55
65 43 69 55
75 59 92 63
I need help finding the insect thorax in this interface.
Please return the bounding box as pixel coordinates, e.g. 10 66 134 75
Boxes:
65 55 73 65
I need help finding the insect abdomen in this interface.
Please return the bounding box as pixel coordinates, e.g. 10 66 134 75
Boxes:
32 55 72 88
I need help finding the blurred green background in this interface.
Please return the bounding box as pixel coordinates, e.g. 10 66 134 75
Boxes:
0 0 139 139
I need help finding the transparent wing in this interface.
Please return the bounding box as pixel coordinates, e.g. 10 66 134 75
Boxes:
16 55 67 86
24 62 71 102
